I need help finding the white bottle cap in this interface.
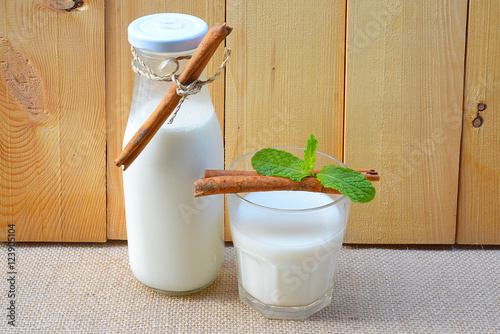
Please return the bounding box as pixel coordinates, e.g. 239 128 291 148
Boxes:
128 13 208 52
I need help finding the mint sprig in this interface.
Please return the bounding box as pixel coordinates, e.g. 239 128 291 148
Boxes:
251 134 376 203
251 148 310 182
302 134 318 175
317 165 376 203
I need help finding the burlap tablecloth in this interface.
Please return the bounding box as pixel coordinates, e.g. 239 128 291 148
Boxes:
3 242 499 333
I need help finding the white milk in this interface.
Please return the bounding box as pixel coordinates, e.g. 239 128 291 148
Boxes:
229 191 347 306
123 93 224 293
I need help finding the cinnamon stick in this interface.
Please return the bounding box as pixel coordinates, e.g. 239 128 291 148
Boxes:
115 23 233 170
204 169 380 181
194 176 342 197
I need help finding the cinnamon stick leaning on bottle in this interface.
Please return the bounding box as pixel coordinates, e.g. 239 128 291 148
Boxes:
115 23 233 170
194 170 379 197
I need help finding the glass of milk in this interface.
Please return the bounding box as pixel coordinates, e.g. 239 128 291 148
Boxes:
123 14 224 295
227 148 351 319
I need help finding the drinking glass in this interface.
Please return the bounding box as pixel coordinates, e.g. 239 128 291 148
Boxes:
227 148 351 319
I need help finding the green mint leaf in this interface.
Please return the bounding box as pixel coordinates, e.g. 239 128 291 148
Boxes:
302 134 318 175
251 148 310 182
317 165 376 203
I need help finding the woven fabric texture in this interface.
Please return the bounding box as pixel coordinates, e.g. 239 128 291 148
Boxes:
2 242 499 333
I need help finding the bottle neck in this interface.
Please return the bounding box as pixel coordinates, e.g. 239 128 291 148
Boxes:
128 46 211 125
134 47 197 77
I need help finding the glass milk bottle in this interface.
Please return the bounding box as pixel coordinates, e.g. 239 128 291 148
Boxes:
122 13 224 294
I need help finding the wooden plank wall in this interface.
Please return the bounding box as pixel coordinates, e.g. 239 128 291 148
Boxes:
1 0 499 244
225 0 346 239
0 0 106 241
344 0 468 243
225 0 345 163
457 0 500 244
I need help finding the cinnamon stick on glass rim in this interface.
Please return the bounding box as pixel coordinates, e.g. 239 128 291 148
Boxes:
194 170 379 197
115 23 233 170
203 169 380 181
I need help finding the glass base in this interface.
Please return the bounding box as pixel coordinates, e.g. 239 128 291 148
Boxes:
238 284 334 320
141 276 217 296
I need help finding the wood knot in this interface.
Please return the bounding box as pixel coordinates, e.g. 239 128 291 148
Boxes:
472 115 484 128
45 0 84 12
65 0 83 11
0 38 46 119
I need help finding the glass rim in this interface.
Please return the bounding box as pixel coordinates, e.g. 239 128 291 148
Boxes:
227 147 350 212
